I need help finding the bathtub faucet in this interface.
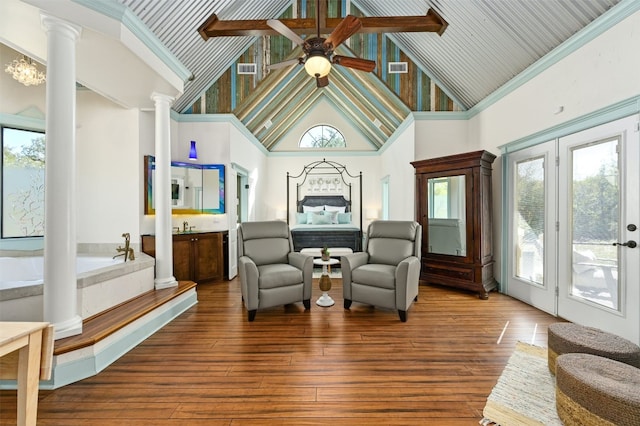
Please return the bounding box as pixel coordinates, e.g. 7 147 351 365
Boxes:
114 232 134 262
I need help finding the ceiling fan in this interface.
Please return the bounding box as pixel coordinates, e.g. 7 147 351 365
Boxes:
265 2 374 88
197 1 448 88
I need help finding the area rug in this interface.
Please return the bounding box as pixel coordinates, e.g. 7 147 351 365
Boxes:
481 341 562 426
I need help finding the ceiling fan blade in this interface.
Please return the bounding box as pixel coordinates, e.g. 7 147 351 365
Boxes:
332 55 376 72
324 15 362 50
316 75 329 88
267 19 305 46
267 58 302 70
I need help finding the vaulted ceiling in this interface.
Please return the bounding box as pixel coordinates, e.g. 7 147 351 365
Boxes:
118 0 620 107
113 0 623 150
2 0 626 151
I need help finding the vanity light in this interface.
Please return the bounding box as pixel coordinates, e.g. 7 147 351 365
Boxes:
189 140 197 161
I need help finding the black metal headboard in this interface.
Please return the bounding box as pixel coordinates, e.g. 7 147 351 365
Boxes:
297 195 351 213
287 159 362 230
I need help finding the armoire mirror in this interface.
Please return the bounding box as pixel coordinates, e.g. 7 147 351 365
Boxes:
427 175 467 256
144 155 225 215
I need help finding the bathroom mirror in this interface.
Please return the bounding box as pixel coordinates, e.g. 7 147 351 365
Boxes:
426 175 467 256
144 155 225 215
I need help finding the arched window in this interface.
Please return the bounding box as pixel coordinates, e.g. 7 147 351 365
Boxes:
299 125 346 148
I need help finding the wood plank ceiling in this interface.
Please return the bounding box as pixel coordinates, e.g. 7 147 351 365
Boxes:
116 0 622 150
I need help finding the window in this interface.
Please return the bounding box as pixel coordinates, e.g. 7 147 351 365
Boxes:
1 126 45 238
299 125 346 148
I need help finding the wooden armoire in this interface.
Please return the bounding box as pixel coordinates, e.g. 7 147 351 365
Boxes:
411 150 497 299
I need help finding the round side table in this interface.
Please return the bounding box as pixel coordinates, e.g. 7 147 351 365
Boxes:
313 258 339 307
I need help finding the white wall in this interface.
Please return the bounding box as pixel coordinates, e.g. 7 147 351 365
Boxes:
470 10 640 151
228 123 268 221
272 98 376 152
176 120 230 163
380 119 418 221
413 118 470 162
76 90 141 245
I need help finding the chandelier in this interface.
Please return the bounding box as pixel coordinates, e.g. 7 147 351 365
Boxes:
5 56 46 86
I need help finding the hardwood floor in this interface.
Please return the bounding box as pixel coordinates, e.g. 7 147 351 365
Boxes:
1 278 559 425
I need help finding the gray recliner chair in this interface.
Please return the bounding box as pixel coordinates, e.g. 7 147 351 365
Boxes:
237 221 313 321
341 220 422 322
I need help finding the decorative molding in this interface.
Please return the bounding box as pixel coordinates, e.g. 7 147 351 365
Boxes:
377 114 414 155
499 95 640 154
170 111 269 155
412 111 471 121
468 0 640 119
44 290 195 389
498 94 640 295
70 0 191 83
0 112 45 131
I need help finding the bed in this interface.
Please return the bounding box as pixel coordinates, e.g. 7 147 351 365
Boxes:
290 195 362 252
287 159 363 252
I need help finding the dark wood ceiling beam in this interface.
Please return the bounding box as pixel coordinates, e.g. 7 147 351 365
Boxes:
198 9 447 40
358 10 448 36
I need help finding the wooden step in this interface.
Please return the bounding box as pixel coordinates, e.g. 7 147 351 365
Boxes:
53 281 196 355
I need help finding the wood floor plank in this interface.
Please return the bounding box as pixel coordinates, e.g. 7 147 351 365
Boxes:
0 279 560 425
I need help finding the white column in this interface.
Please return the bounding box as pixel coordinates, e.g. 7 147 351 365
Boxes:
151 92 178 289
41 15 82 339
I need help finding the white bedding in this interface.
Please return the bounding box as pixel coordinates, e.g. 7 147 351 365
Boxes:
290 223 360 231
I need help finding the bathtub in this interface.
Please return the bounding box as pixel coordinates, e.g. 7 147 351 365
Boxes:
0 253 155 321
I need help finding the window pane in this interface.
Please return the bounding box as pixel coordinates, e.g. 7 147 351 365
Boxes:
432 180 448 218
570 139 619 310
2 127 45 238
299 125 345 148
514 157 544 285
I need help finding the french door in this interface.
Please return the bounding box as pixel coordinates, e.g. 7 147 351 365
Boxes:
507 139 557 315
507 115 639 344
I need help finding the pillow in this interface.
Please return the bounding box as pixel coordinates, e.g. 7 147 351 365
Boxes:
302 205 324 213
337 212 352 224
324 205 346 213
311 212 332 225
323 210 338 224
295 212 308 224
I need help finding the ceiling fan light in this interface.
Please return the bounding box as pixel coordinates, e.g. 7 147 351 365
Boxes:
304 53 331 78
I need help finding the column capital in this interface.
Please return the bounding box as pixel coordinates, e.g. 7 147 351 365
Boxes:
151 92 175 106
40 13 82 41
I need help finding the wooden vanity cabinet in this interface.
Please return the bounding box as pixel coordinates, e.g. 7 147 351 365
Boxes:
142 231 228 283
411 150 497 299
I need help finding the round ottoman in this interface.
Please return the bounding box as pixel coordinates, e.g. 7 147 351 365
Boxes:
556 353 640 426
547 323 640 374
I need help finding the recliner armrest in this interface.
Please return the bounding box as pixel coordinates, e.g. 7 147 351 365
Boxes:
341 252 369 271
341 252 369 298
395 256 421 310
288 252 311 271
238 256 259 310
395 256 420 281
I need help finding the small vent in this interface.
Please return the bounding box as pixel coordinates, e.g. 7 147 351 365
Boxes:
237 63 257 75
388 62 408 74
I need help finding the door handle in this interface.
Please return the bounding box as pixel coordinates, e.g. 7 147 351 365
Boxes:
613 240 637 248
